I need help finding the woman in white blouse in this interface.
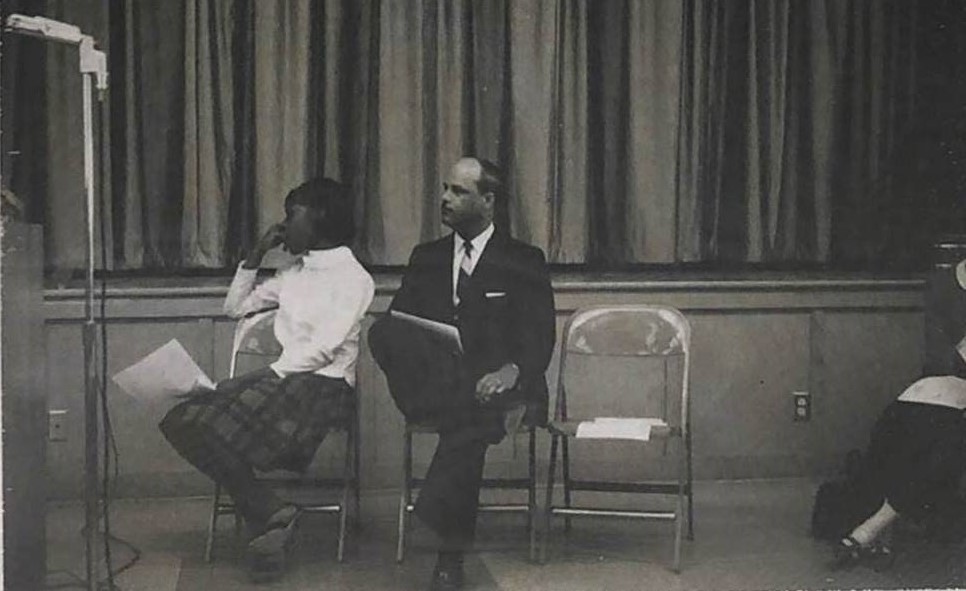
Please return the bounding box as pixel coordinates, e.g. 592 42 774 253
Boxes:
159 178 374 581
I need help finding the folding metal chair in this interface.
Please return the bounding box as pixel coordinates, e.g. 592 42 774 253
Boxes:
396 405 538 563
541 305 693 572
204 309 361 563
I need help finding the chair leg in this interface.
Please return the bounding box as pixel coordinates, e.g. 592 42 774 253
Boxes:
672 444 687 573
686 430 694 541
204 484 221 563
541 433 559 564
337 429 353 563
233 511 243 539
353 407 362 532
396 429 413 563
561 437 572 533
527 428 537 563
673 489 684 573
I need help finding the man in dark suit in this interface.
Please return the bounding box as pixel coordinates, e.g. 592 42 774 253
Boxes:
369 157 555 590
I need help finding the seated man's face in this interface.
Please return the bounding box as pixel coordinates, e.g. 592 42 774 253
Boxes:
441 159 488 232
283 203 320 254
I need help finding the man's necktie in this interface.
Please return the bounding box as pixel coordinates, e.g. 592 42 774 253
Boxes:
456 240 473 306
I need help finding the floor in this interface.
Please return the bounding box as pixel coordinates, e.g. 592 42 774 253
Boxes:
46 478 966 591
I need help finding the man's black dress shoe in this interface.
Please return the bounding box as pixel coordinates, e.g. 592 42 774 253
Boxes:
429 553 465 591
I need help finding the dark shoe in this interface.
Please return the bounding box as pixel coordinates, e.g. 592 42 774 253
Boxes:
246 506 301 582
429 553 465 591
867 542 895 572
829 536 870 571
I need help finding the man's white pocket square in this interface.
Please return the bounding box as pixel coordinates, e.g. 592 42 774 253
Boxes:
485 291 507 298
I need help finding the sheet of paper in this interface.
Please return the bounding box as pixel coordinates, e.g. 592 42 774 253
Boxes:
897 376 966 409
390 309 463 353
957 333 966 364
575 417 667 441
112 339 215 402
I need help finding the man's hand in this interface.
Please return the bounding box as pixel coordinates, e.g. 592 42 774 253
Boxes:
475 362 520 405
244 223 285 269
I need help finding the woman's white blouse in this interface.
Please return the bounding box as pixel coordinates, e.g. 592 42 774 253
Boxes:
223 246 375 386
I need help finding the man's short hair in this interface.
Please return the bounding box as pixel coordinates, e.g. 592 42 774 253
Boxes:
285 177 356 246
475 158 503 202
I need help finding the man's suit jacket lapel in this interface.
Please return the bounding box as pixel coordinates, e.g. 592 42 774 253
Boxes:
467 231 508 290
425 234 456 321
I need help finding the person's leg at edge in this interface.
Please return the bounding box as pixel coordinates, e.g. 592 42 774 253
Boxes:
850 499 899 546
832 499 899 570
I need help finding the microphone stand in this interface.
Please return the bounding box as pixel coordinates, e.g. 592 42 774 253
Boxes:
4 15 108 591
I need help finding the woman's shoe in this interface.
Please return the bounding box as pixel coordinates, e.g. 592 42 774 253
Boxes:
867 542 895 572
246 505 301 582
829 536 869 570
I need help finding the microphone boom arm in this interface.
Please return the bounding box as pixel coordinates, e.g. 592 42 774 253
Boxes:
5 14 108 91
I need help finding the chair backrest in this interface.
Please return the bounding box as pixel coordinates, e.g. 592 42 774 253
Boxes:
556 305 691 435
229 309 282 378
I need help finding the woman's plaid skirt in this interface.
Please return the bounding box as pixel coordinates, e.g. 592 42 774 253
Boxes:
161 372 354 474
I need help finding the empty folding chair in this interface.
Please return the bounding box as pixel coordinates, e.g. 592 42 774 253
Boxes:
541 305 693 572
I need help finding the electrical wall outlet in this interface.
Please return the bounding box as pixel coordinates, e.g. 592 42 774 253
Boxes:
793 391 810 422
48 409 67 441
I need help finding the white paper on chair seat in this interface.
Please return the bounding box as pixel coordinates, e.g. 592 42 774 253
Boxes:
112 339 215 402
575 417 667 441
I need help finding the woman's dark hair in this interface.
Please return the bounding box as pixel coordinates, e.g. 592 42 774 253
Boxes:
284 177 356 246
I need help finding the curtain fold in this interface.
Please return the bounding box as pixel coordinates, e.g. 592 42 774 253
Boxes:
182 0 235 267
252 1 313 235
676 0 917 265
7 0 933 270
504 0 557 251
40 0 113 270
115 0 186 268
583 0 683 264
548 0 589 263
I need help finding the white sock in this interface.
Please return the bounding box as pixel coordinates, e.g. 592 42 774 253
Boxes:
850 500 898 546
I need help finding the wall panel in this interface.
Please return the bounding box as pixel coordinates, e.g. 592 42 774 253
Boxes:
42 276 925 499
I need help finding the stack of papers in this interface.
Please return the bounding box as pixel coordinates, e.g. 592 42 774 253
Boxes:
390 309 463 353
575 417 667 442
113 339 215 402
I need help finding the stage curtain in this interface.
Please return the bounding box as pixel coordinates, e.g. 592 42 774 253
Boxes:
3 0 924 269
676 0 917 264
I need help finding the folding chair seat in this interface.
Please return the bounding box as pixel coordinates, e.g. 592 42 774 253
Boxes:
396 404 538 563
541 305 693 572
204 309 361 563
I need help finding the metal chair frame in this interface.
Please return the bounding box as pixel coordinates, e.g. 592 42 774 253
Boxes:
204 310 361 563
541 305 694 572
396 418 538 563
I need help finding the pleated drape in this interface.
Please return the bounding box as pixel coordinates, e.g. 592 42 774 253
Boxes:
3 0 928 269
